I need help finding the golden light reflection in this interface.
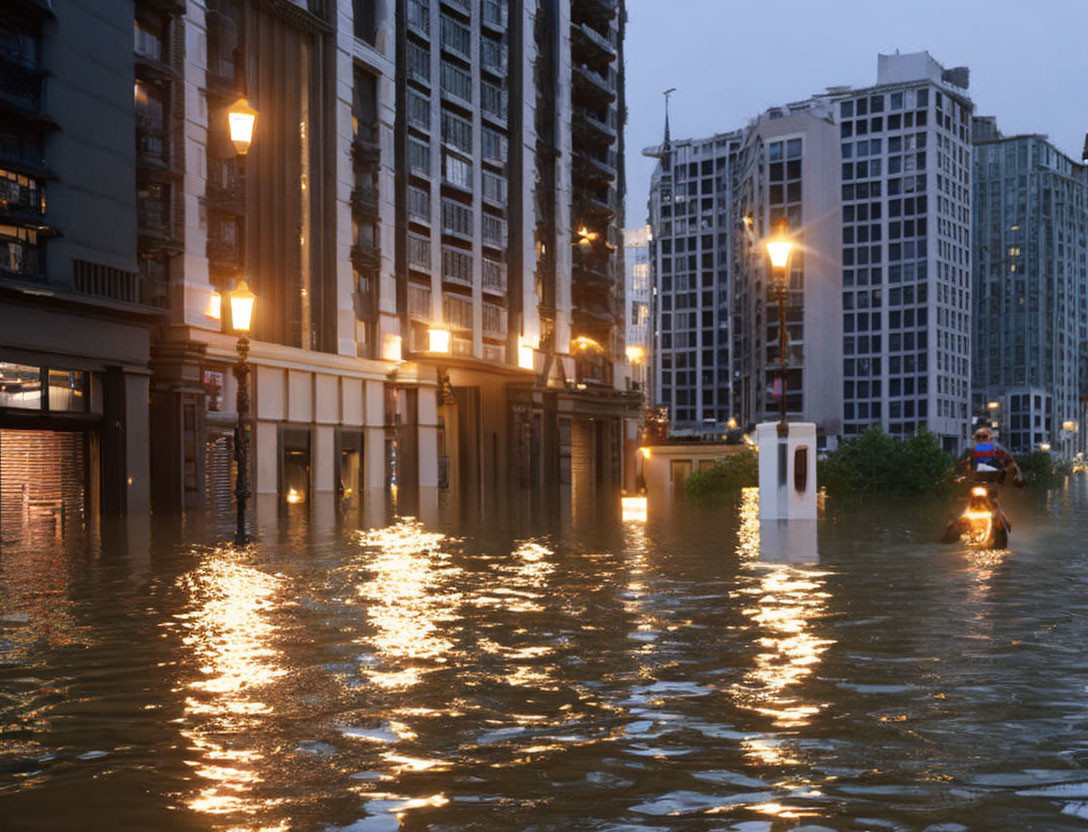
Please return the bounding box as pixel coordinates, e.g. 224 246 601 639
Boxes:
735 487 760 562
354 519 459 690
730 547 835 744
621 495 647 523
174 546 286 821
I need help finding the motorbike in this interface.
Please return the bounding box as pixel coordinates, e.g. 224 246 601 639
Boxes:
941 480 1010 549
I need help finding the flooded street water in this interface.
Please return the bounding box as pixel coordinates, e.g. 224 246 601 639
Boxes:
4 482 1088 831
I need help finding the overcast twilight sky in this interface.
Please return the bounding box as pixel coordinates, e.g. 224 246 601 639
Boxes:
623 0 1088 225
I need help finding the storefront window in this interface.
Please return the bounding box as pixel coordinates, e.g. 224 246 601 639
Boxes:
0 363 41 409
47 369 87 412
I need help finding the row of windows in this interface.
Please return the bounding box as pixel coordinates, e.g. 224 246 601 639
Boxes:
841 110 929 138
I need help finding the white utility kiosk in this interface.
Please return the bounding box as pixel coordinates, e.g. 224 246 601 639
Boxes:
756 421 817 520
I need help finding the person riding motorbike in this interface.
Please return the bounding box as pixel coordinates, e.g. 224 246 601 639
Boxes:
956 426 1024 531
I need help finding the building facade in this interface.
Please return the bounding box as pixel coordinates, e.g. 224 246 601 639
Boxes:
730 105 842 435
1 0 162 542
645 130 741 436
1 0 637 536
622 224 650 392
971 117 1088 458
646 52 973 451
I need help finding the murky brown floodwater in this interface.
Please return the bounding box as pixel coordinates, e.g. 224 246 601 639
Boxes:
3 481 1088 831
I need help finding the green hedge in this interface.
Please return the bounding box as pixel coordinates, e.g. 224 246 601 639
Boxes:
683 449 759 500
819 426 952 497
1018 450 1065 487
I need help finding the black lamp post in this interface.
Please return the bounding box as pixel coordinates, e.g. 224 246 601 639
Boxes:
764 219 794 437
226 97 257 545
229 278 256 544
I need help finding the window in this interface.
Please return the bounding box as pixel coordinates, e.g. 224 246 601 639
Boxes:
482 169 506 205
481 37 505 74
134 18 163 60
440 110 472 153
481 79 506 122
407 232 431 270
482 213 506 247
440 61 472 103
406 42 430 84
442 245 472 286
440 14 471 58
0 363 41 409
407 91 431 132
408 138 430 175
443 152 473 191
407 185 430 222
441 198 472 237
481 126 507 163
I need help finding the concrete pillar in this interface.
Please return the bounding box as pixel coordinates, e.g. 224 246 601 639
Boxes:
124 369 151 518
314 425 336 492
756 422 817 520
417 386 439 524
256 420 278 494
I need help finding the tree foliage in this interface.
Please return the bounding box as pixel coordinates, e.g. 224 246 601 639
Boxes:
819 426 952 497
1018 450 1065 488
683 449 758 501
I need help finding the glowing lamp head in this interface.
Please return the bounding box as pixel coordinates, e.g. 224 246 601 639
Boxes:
638 446 651 460
970 486 988 497
987 401 1000 410
726 417 738 430
625 345 645 364
1040 442 1051 452
427 328 451 354
765 220 793 270
1063 420 1078 432
227 97 258 155
229 278 256 333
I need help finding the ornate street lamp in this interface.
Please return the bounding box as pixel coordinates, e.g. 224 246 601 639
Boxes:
225 97 257 544
230 277 256 545
227 97 258 156
764 219 794 436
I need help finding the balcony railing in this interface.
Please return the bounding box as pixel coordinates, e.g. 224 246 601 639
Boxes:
207 238 240 266
351 241 380 270
572 63 616 102
350 185 378 215
0 60 42 114
351 123 380 163
442 245 473 288
573 22 616 57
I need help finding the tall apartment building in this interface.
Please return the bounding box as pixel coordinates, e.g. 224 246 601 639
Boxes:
1 0 160 539
622 224 650 393
645 130 741 436
832 53 974 451
1 0 635 533
971 117 1088 458
730 105 842 433
389 0 634 521
647 52 973 451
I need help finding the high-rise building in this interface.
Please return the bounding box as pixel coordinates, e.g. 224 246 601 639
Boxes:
731 104 842 434
645 130 741 436
622 224 650 393
647 52 973 450
1 0 162 537
833 52 974 451
0 0 637 532
971 116 1088 458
